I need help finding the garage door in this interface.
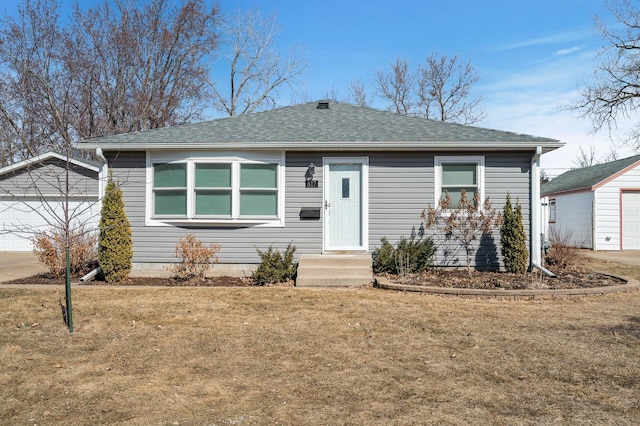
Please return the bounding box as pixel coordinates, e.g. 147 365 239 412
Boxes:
622 190 640 250
0 198 99 251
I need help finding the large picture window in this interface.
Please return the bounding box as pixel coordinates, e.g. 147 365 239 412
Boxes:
435 156 485 207
149 153 283 225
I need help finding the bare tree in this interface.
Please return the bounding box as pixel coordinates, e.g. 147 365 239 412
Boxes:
67 0 220 137
574 0 640 149
323 87 339 102
374 57 416 115
418 52 485 125
573 145 600 168
347 78 372 107
573 143 621 168
373 54 483 123
0 0 70 164
210 9 307 116
0 0 221 165
422 190 502 276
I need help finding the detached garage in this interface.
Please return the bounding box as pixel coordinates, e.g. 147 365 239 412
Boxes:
541 154 640 250
0 152 100 251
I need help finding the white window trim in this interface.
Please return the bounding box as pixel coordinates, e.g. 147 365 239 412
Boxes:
434 155 485 208
145 151 285 227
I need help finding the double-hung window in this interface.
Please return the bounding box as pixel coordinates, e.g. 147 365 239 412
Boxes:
194 163 232 216
240 163 278 216
149 153 283 226
434 156 485 208
153 163 188 216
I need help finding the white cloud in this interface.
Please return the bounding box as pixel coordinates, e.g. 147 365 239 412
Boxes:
492 29 591 51
554 46 583 56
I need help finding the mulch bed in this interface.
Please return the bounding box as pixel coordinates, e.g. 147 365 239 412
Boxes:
390 268 626 290
6 274 254 287
5 266 626 290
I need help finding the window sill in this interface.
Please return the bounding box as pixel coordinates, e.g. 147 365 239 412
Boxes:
146 217 284 228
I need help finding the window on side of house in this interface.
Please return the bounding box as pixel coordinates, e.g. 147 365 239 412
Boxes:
150 155 282 224
549 199 556 223
434 155 485 207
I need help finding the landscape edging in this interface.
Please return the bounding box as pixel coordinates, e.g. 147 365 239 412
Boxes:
374 271 639 299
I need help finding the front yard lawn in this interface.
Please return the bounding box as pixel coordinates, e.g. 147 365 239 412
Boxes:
1 256 639 425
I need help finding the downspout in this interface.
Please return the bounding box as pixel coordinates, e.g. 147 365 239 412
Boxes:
531 146 555 277
96 148 108 199
82 148 109 282
592 196 597 250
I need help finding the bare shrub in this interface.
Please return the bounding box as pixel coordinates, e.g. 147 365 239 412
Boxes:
32 226 97 278
545 228 584 270
167 234 220 282
422 189 502 275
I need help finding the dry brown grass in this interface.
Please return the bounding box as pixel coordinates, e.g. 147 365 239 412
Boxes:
1 257 639 425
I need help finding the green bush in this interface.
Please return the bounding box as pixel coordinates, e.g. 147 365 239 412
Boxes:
500 194 529 274
98 173 133 283
252 243 297 285
373 235 436 275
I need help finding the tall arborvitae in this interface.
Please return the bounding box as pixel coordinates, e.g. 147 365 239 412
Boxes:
98 172 132 282
500 194 529 274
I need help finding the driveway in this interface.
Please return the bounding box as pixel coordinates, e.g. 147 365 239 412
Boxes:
584 250 640 267
0 252 47 283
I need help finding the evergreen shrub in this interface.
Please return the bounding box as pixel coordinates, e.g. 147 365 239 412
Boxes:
373 235 436 275
98 173 132 283
252 243 297 285
500 194 529 274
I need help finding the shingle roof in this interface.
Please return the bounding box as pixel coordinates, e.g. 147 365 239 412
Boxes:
78 100 562 152
0 151 99 176
541 154 640 196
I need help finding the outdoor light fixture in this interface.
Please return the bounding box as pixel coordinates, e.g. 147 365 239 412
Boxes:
305 162 318 187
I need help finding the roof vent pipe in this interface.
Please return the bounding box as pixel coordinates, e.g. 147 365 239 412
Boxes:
317 102 329 109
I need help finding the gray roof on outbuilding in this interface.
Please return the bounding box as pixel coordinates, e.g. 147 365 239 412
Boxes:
78 100 562 152
541 154 640 196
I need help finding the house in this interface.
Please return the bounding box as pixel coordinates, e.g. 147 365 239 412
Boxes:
541 154 640 250
0 151 100 251
78 100 562 283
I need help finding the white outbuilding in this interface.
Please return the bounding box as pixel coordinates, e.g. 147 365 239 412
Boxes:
0 152 100 251
541 154 640 250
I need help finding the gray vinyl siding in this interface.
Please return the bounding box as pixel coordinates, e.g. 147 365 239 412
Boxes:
108 150 533 268
0 159 98 198
109 151 326 264
368 151 531 269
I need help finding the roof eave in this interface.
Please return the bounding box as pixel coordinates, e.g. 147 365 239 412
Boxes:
541 186 593 197
0 151 99 175
78 141 563 152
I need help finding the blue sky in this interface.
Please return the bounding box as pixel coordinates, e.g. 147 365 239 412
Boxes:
213 0 633 175
6 0 634 175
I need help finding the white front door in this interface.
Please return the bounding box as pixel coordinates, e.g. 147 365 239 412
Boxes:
324 158 368 251
622 190 640 250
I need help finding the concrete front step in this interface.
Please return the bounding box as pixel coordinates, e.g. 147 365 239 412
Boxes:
296 254 373 287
